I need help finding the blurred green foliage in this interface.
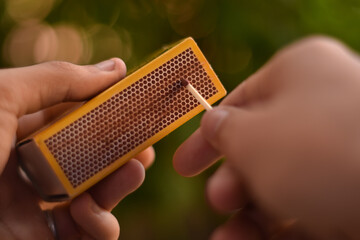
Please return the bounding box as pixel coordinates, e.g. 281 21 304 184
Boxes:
1 0 360 239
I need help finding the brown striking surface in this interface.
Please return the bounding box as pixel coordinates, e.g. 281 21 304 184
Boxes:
44 48 218 187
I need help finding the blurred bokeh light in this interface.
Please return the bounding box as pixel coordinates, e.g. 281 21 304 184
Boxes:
1 0 360 239
88 24 132 63
5 0 55 23
3 22 89 66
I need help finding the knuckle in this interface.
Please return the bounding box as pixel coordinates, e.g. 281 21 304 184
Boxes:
46 60 78 72
102 217 120 240
0 81 18 114
298 35 346 53
42 61 85 99
44 61 85 80
281 35 347 61
267 35 350 79
110 224 120 240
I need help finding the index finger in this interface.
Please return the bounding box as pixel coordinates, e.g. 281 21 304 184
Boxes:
173 129 222 176
89 159 145 211
172 81 251 176
172 49 275 176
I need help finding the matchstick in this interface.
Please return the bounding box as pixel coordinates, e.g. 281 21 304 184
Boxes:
181 78 213 111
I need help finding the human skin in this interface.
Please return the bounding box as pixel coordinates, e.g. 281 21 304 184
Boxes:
174 37 360 239
0 58 155 240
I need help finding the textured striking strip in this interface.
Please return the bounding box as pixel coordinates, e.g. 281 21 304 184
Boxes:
45 48 218 187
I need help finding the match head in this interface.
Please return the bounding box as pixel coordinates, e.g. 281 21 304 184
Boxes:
180 78 189 87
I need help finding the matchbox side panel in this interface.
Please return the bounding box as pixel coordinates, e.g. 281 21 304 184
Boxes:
44 48 218 188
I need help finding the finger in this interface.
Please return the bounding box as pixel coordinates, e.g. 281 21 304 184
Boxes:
244 205 306 239
54 159 145 239
53 204 81 240
134 146 156 169
272 223 312 240
220 71 268 108
173 71 268 177
70 193 119 240
200 106 263 160
89 159 145 211
173 129 222 177
0 112 17 173
17 102 81 140
211 212 263 240
0 58 126 117
206 163 248 213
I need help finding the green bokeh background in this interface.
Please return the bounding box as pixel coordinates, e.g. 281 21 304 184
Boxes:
1 0 360 239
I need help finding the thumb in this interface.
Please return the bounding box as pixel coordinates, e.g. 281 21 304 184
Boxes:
0 58 126 174
0 58 126 117
200 106 259 160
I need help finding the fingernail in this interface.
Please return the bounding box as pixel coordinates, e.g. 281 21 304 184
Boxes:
95 59 115 71
202 108 229 140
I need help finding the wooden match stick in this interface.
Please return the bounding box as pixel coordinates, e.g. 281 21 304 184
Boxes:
181 78 213 111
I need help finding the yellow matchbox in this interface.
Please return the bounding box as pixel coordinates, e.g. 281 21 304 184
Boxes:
17 37 226 201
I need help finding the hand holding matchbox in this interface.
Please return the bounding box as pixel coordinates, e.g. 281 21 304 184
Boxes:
17 37 226 201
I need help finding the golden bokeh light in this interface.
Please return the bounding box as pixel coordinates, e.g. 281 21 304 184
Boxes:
3 22 48 66
3 22 90 67
5 0 55 22
203 36 253 74
87 25 132 63
33 25 58 63
46 24 90 64
161 0 218 38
